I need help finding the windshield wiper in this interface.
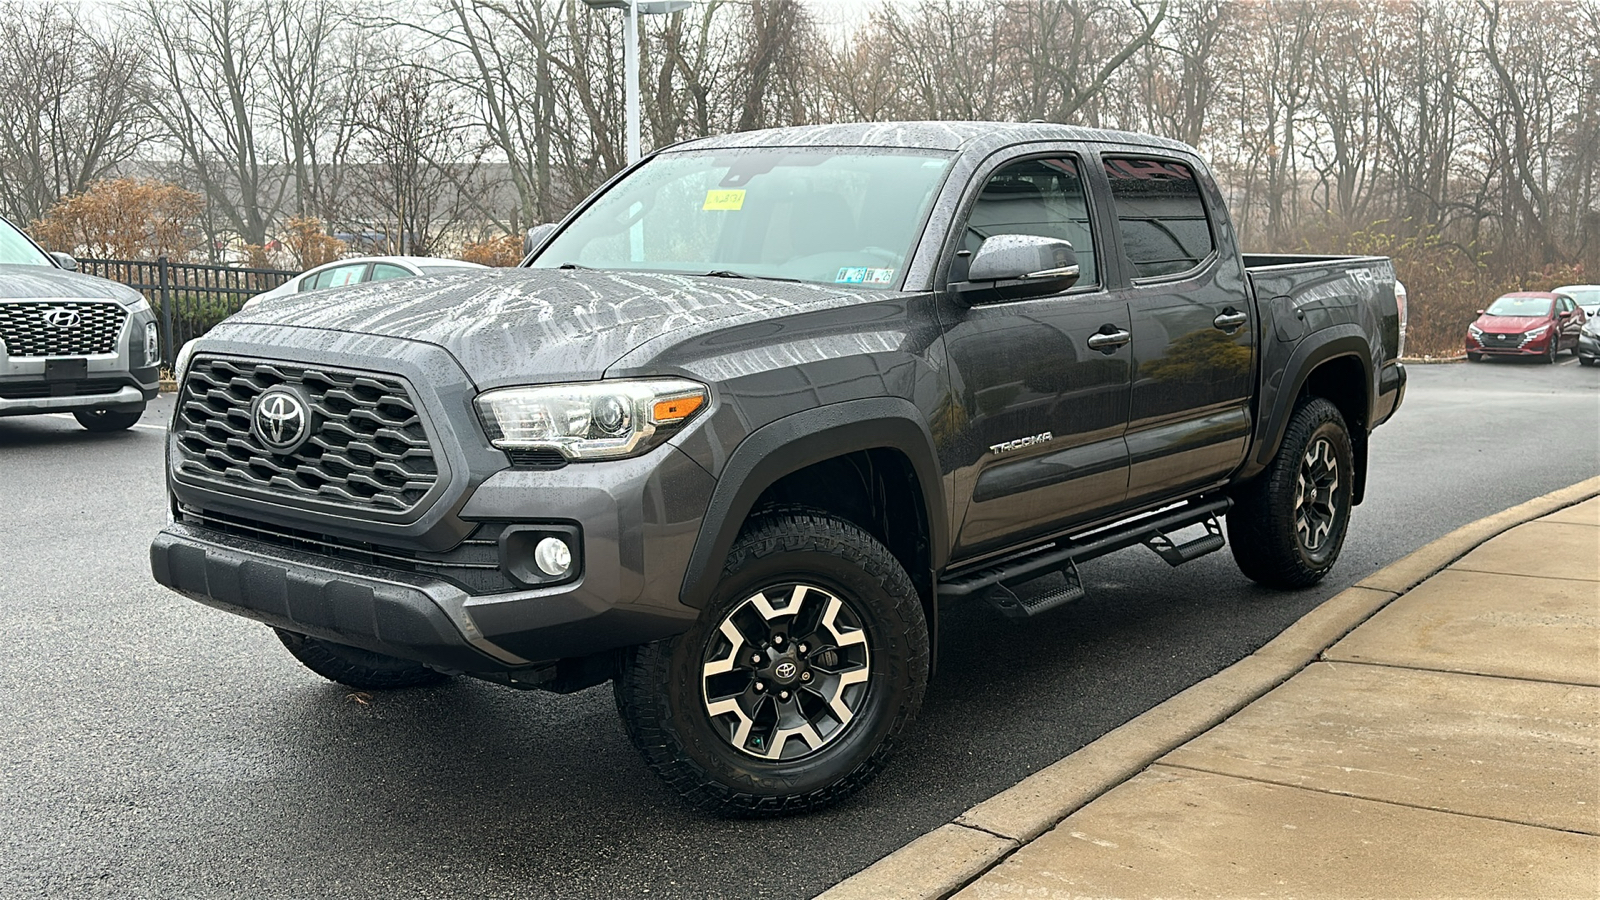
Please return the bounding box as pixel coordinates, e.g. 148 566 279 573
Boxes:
697 270 802 283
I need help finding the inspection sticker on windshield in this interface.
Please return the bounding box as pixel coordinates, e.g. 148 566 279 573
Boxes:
703 189 746 211
836 267 896 285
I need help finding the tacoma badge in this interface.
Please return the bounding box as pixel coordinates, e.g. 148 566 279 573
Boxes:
990 432 1053 454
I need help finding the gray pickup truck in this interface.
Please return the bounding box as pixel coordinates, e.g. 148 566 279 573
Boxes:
151 122 1405 816
0 215 161 430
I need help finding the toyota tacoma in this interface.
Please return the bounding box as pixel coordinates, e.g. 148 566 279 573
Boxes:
150 122 1406 815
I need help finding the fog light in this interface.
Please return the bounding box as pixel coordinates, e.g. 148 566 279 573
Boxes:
534 537 572 576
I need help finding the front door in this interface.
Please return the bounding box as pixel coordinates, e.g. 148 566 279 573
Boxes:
940 154 1132 560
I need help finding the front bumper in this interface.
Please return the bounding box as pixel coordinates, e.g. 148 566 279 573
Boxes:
152 443 716 674
0 368 158 416
1466 332 1553 356
1578 333 1599 361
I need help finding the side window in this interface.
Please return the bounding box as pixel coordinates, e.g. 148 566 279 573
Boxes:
1103 157 1215 278
369 263 412 282
959 156 1097 287
305 263 367 290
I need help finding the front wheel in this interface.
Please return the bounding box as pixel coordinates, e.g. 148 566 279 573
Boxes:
615 510 929 816
74 404 144 432
1228 397 1354 588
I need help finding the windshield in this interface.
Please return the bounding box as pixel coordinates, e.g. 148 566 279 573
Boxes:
530 148 954 289
0 217 51 266
1556 287 1600 309
1486 295 1553 317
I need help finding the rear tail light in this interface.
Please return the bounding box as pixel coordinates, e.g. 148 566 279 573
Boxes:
1394 282 1408 358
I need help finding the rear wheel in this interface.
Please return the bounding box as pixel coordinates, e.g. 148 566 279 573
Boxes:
615 510 928 816
74 404 144 432
1228 397 1354 588
275 629 450 690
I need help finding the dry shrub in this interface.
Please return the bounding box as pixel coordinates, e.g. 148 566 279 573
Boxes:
279 216 346 269
458 233 523 267
31 178 204 261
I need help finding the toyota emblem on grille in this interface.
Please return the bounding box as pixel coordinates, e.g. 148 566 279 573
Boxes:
252 388 312 454
41 307 81 328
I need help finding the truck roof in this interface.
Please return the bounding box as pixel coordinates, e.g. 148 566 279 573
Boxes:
669 120 1196 157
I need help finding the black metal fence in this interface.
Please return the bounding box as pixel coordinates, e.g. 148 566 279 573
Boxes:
79 257 297 366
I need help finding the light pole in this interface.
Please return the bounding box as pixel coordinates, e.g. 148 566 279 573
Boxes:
581 0 693 165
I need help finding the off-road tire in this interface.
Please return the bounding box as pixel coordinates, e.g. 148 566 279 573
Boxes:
1228 397 1354 589
275 629 450 690
74 405 144 432
614 509 929 817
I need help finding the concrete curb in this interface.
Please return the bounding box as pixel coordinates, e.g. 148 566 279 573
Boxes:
816 475 1600 900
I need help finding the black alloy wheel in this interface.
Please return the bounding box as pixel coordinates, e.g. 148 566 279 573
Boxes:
1228 397 1354 588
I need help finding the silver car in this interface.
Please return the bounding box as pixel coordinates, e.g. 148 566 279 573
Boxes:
242 256 487 311
0 215 160 430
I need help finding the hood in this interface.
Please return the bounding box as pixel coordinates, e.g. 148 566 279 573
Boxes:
0 264 145 305
212 267 889 386
1475 314 1549 333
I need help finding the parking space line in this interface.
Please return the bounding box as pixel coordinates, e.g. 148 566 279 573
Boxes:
43 412 168 433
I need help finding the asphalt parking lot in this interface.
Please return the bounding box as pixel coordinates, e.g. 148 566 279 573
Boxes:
1 357 1595 899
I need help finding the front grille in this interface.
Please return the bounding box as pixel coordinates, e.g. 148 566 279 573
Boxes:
0 379 128 400
0 301 127 357
175 357 439 514
181 507 519 594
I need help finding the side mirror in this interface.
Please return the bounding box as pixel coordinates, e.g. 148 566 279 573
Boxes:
958 234 1080 303
523 223 557 259
50 251 78 271
1475 309 1486 315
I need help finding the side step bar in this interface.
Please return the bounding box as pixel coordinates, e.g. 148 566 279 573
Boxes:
938 496 1233 617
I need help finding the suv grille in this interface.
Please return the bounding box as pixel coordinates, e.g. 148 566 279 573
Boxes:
176 357 439 514
0 301 127 357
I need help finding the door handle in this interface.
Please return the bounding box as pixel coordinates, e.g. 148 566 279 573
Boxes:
1087 329 1131 352
1214 310 1249 331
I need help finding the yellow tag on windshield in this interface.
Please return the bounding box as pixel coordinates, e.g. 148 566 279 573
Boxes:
703 189 746 211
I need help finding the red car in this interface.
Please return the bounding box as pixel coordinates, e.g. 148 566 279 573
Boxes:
1466 291 1586 362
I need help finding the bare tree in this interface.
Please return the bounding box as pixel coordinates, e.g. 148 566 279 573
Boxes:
0 2 148 224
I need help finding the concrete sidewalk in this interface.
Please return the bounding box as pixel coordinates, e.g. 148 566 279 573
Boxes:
822 478 1599 900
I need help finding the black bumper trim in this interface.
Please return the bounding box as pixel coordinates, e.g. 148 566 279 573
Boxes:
151 526 508 673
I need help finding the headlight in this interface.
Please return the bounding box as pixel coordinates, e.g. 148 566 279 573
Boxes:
172 339 198 383
475 378 708 461
144 322 159 364
1526 325 1550 338
1468 324 1483 337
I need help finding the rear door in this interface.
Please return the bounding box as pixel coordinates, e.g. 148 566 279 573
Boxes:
938 149 1132 559
1098 154 1255 503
